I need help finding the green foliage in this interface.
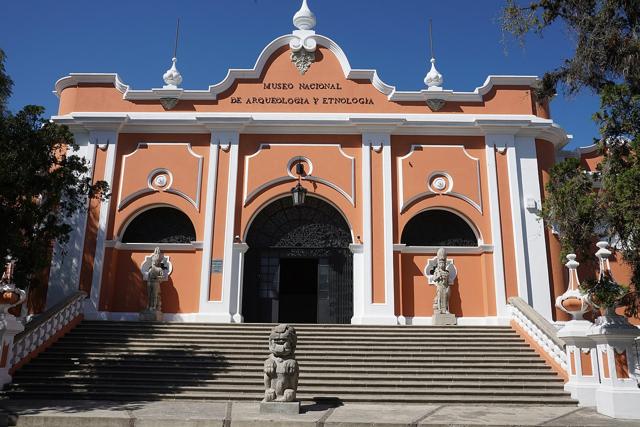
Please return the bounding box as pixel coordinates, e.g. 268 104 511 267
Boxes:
501 0 640 98
0 49 109 290
580 271 629 309
502 1 640 316
539 157 599 263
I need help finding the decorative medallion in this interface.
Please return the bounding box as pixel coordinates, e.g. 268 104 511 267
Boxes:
428 173 452 193
149 169 173 191
426 98 446 111
160 97 179 110
291 49 315 75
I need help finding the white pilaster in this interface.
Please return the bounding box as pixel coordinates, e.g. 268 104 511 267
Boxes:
84 131 119 319
198 134 220 313
504 137 532 307
46 131 95 308
484 135 508 317
515 136 552 319
198 131 239 322
353 133 396 325
232 243 250 323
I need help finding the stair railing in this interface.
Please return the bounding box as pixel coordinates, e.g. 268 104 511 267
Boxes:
508 296 567 372
8 291 86 377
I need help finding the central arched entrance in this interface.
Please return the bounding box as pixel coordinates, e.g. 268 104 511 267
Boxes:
242 196 353 324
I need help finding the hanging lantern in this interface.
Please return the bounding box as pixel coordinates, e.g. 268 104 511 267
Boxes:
291 182 307 206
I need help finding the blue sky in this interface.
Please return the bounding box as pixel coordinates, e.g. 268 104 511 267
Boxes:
2 0 599 150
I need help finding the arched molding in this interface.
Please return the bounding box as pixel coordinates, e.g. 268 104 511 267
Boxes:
117 142 203 211
242 193 355 244
116 203 197 243
242 143 355 207
400 206 483 246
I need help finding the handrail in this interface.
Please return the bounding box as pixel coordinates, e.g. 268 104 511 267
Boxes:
508 296 567 371
13 291 86 344
10 291 86 368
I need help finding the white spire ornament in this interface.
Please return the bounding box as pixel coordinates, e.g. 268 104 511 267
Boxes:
158 18 183 110
425 58 443 90
424 19 446 111
290 0 317 75
163 57 182 89
293 0 316 31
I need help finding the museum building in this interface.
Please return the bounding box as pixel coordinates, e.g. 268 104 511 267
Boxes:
43 0 598 327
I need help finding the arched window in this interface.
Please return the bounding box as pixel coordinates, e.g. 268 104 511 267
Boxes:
121 207 196 243
401 210 478 247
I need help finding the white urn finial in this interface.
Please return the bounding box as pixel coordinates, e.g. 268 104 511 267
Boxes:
163 57 182 89
424 57 443 89
555 253 590 320
293 0 316 31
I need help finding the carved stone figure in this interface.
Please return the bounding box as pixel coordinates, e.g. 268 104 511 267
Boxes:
261 324 300 413
432 248 452 314
140 247 167 321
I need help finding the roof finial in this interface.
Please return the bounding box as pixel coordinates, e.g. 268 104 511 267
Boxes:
163 18 183 88
424 19 443 90
293 0 316 31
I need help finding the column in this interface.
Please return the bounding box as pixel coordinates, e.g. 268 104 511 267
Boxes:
198 132 220 313
232 243 250 323
353 133 396 325
84 130 119 319
198 130 239 322
515 136 552 319
484 135 508 317
46 131 96 308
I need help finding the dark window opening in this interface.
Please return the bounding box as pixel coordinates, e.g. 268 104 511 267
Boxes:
122 207 196 243
401 210 477 247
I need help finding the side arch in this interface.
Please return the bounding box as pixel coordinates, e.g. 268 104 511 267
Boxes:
120 206 196 243
400 208 480 247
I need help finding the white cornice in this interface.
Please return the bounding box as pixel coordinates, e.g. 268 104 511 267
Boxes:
51 112 568 146
53 34 540 104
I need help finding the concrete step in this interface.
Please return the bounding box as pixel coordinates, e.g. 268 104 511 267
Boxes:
12 371 561 383
47 343 536 353
4 390 577 405
23 359 555 376
6 382 570 396
10 375 564 388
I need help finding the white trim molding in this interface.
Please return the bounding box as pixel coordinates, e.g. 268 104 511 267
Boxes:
85 129 121 317
46 131 95 309
485 135 509 317
52 112 568 147
393 244 494 254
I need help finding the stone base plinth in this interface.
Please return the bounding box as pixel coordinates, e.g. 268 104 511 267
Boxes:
139 310 162 322
432 313 457 326
260 401 300 415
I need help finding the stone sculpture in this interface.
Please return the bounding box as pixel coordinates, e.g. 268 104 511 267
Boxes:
140 247 167 321
260 323 300 414
430 248 457 325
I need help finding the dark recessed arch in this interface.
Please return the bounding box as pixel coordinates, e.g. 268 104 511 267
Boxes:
401 209 478 247
121 207 196 243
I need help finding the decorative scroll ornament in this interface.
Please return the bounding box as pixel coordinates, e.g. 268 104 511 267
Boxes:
426 98 446 112
555 254 590 320
290 0 317 75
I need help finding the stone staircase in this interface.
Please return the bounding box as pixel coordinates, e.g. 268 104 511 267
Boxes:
4 321 576 404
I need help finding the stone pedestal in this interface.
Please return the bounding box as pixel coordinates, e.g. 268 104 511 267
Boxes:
139 309 162 322
558 320 599 407
260 401 300 415
588 313 640 419
432 313 456 326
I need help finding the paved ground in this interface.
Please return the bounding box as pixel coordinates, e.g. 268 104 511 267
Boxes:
1 400 639 427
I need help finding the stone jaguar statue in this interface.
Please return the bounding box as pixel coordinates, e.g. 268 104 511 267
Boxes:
263 324 299 402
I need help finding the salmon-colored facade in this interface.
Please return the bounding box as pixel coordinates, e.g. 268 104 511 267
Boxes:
44 9 616 327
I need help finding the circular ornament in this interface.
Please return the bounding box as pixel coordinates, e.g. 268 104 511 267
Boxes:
432 177 447 191
154 175 168 188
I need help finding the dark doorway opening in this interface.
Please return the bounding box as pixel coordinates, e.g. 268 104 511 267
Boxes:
242 196 353 324
278 258 318 323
